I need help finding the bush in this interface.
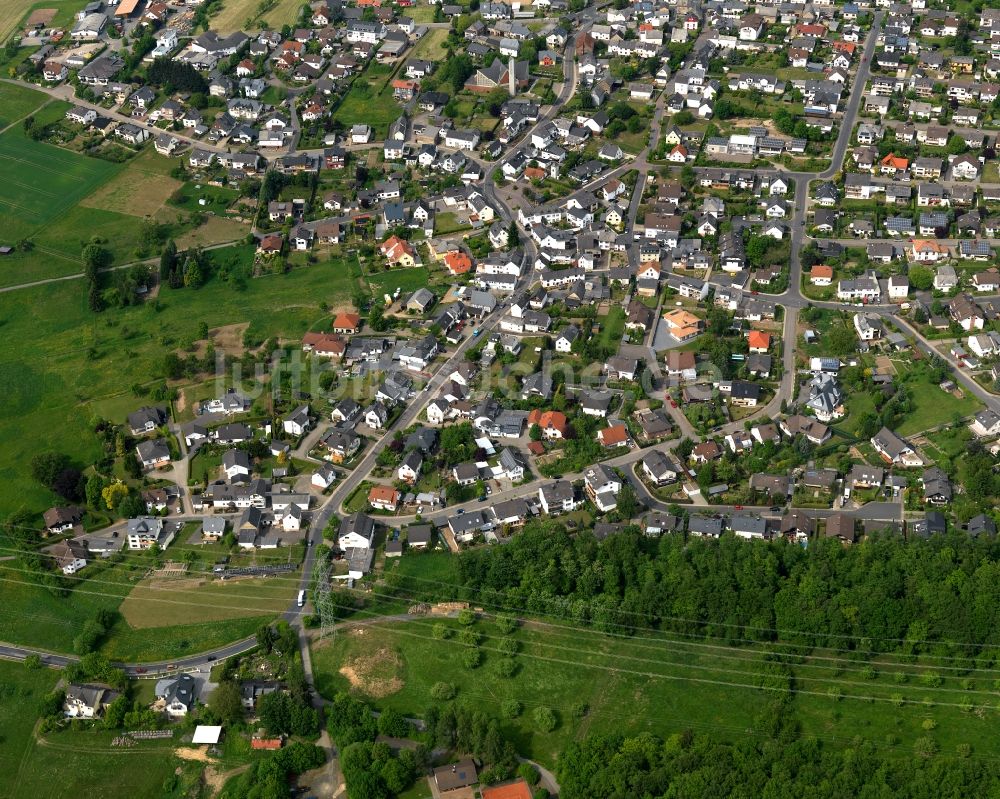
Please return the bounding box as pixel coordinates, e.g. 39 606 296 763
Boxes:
502 699 522 718
532 706 557 732
495 614 518 635
457 609 476 625
913 736 938 758
494 658 518 679
497 637 518 656
431 682 456 700
433 623 452 640
518 763 540 785
462 648 482 669
377 707 410 738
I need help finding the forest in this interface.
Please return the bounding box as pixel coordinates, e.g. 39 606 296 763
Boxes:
557 728 1000 799
382 524 1000 659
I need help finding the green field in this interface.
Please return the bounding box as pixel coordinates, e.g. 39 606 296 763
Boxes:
0 119 121 242
332 64 403 139
13 726 194 799
409 28 450 61
0 659 59 797
895 373 983 436
0 83 49 129
0 657 202 798
0 537 295 660
312 611 1000 767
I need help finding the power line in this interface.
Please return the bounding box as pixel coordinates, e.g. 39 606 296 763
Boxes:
310 601 1000 713
382 563 1000 655
0 559 994 718
355 581 1000 677
0 531 987 660
375 568 1000 667
2 537 1000 680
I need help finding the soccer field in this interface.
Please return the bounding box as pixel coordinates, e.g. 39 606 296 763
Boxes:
0 126 120 241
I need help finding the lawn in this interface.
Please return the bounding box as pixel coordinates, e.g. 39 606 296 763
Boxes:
838 390 876 437
332 64 403 139
896 374 983 436
311 613 1000 768
167 180 241 215
595 306 626 352
0 82 49 129
366 266 433 298
436 212 471 235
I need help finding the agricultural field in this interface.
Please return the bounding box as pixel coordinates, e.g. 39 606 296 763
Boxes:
79 149 184 220
118 570 298 629
0 82 49 129
0 113 136 287
210 0 303 35
0 117 121 243
311 610 1000 768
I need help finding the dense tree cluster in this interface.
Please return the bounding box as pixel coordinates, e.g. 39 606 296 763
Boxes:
558 729 1000 799
423 703 519 782
415 525 1000 657
146 59 208 93
340 741 421 799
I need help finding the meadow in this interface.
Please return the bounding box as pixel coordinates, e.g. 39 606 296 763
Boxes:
13 725 195 799
0 659 59 797
312 610 1000 767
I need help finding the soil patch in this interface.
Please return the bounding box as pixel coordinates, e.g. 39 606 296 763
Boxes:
25 8 56 27
338 645 404 699
211 322 250 357
175 746 215 762
875 355 897 375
